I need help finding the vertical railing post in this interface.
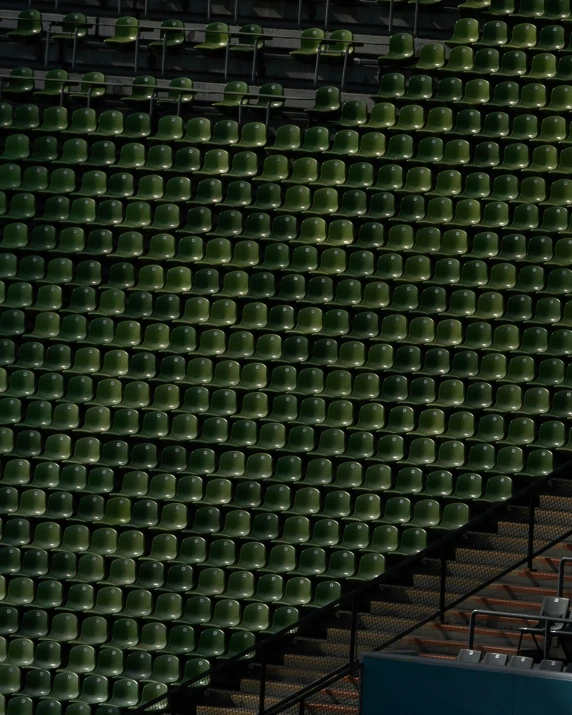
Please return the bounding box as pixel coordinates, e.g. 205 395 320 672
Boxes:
134 33 140 72
44 23 51 68
413 0 420 38
324 0 331 30
439 545 447 623
527 489 535 570
388 0 395 35
340 46 349 92
251 42 258 84
297 0 304 28
314 45 322 88
71 27 79 70
299 699 306 715
544 618 551 660
258 644 267 715
349 592 359 662
224 42 230 81
161 35 167 76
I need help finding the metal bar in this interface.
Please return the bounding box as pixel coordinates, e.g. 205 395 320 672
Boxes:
324 0 331 30
177 93 182 117
258 646 267 715
71 28 79 71
234 0 240 24
349 592 359 662
297 0 303 28
161 35 167 76
265 102 271 128
252 42 258 84
340 46 350 92
439 546 447 624
558 557 572 598
388 0 395 34
468 610 572 652
314 46 322 88
527 489 536 570
118 0 122 16
238 99 244 126
44 23 51 69
544 619 551 660
224 42 231 81
144 0 149 18
207 0 212 22
299 699 305 715
413 0 420 38
134 34 139 72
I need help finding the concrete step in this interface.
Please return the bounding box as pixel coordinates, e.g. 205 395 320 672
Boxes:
240 676 360 702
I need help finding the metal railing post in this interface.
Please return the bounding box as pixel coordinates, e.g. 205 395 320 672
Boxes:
340 46 350 92
439 546 447 623
388 0 395 35
252 43 258 84
224 42 230 81
258 645 267 715
557 557 572 598
134 34 140 72
544 619 551 660
44 23 51 68
324 0 331 30
314 46 322 88
413 0 420 38
527 490 536 570
297 0 304 28
349 592 359 662
72 27 79 71
207 0 212 22
161 35 167 76
234 0 240 24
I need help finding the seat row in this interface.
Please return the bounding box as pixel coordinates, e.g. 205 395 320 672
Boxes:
380 22 572 66
7 167 572 211
16 99 572 147
14 129 572 173
0 665 169 708
6 13 357 63
458 0 572 17
0 384 568 443
5 336 572 385
2 221 572 263
0 422 552 474
0 490 468 535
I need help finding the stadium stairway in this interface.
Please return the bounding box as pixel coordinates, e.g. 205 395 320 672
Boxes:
182 474 572 715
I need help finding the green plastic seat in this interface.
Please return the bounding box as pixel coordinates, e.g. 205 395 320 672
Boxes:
8 9 42 42
378 33 414 63
291 28 325 58
195 22 230 53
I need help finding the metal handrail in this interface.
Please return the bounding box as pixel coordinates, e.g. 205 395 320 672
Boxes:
468 610 572 660
136 461 572 715
557 557 572 598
